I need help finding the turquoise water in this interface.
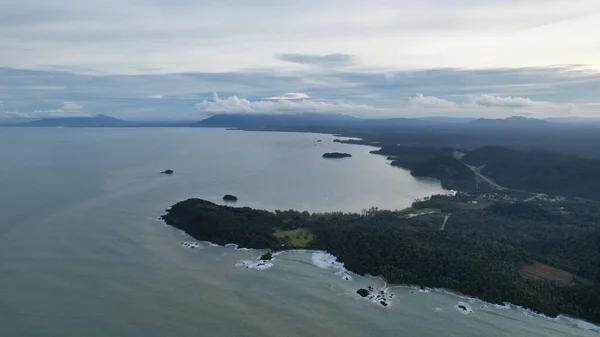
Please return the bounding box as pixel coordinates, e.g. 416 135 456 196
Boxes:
0 128 596 336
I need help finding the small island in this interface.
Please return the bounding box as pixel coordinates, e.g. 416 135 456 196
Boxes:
161 169 174 175
223 194 238 202
322 152 352 159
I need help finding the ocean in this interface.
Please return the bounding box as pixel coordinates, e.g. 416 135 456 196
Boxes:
0 127 596 336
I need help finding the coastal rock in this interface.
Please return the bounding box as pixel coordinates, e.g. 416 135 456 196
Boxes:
182 241 201 249
223 194 238 202
236 259 274 270
322 152 352 159
357 288 370 298
161 169 174 175
260 252 273 261
356 286 393 307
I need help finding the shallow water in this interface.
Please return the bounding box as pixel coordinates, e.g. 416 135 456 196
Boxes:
0 127 596 336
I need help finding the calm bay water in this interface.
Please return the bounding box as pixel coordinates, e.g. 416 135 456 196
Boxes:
0 127 596 336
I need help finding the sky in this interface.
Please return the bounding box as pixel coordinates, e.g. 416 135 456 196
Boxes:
1 0 600 120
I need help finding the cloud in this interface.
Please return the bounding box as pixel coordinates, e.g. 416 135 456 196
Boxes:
1 66 599 120
407 93 579 117
3 101 85 119
409 93 458 108
276 53 355 67
2 0 600 74
264 92 310 100
468 94 536 108
195 92 375 114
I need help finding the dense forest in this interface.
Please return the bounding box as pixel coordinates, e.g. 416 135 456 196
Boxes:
197 113 600 159
462 146 600 200
163 198 600 323
366 143 600 200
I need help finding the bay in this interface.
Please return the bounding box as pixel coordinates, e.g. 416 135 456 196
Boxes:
0 127 595 336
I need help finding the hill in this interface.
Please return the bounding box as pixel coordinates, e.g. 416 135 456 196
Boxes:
469 116 551 128
462 146 600 199
10 114 130 127
195 113 362 129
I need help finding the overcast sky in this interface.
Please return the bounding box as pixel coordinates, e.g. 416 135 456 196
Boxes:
1 0 600 120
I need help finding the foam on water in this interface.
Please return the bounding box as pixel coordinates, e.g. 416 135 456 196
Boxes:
181 241 201 249
236 260 274 270
311 251 353 281
559 316 600 332
455 301 474 315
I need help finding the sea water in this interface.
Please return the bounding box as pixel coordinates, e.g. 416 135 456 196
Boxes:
0 127 596 336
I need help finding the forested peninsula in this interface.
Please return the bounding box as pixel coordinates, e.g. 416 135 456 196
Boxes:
163 195 600 323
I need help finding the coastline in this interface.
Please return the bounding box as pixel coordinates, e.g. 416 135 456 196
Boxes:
172 225 600 332
158 128 600 328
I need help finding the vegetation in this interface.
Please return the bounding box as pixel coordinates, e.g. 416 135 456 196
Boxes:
223 194 238 202
322 152 352 159
462 146 600 200
260 252 273 261
273 228 314 248
163 197 600 323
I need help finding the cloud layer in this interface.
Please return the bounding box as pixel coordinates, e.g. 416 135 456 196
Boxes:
195 93 375 114
1 0 599 74
264 93 311 100
0 66 598 120
276 54 355 67
407 93 577 117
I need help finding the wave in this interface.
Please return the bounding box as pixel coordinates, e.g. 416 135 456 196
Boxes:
181 241 201 249
311 251 353 281
558 315 600 332
235 260 274 270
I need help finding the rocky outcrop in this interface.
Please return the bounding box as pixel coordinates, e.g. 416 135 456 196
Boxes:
322 152 352 159
223 194 238 202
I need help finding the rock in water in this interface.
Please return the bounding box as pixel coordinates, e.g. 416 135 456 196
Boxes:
356 289 370 298
161 169 174 175
322 152 352 159
223 194 238 202
260 252 273 261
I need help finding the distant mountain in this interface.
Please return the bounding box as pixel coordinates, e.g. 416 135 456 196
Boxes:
469 116 551 127
195 113 362 129
546 117 600 124
195 113 480 130
416 116 476 123
2 115 195 127
9 114 130 127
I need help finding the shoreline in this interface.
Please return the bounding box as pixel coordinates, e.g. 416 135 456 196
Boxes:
171 220 600 331
376 275 600 332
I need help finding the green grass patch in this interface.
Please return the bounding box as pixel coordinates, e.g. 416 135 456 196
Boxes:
273 228 315 248
399 208 439 218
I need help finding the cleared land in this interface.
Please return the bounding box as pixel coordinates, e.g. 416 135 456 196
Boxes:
521 262 575 286
273 228 314 248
